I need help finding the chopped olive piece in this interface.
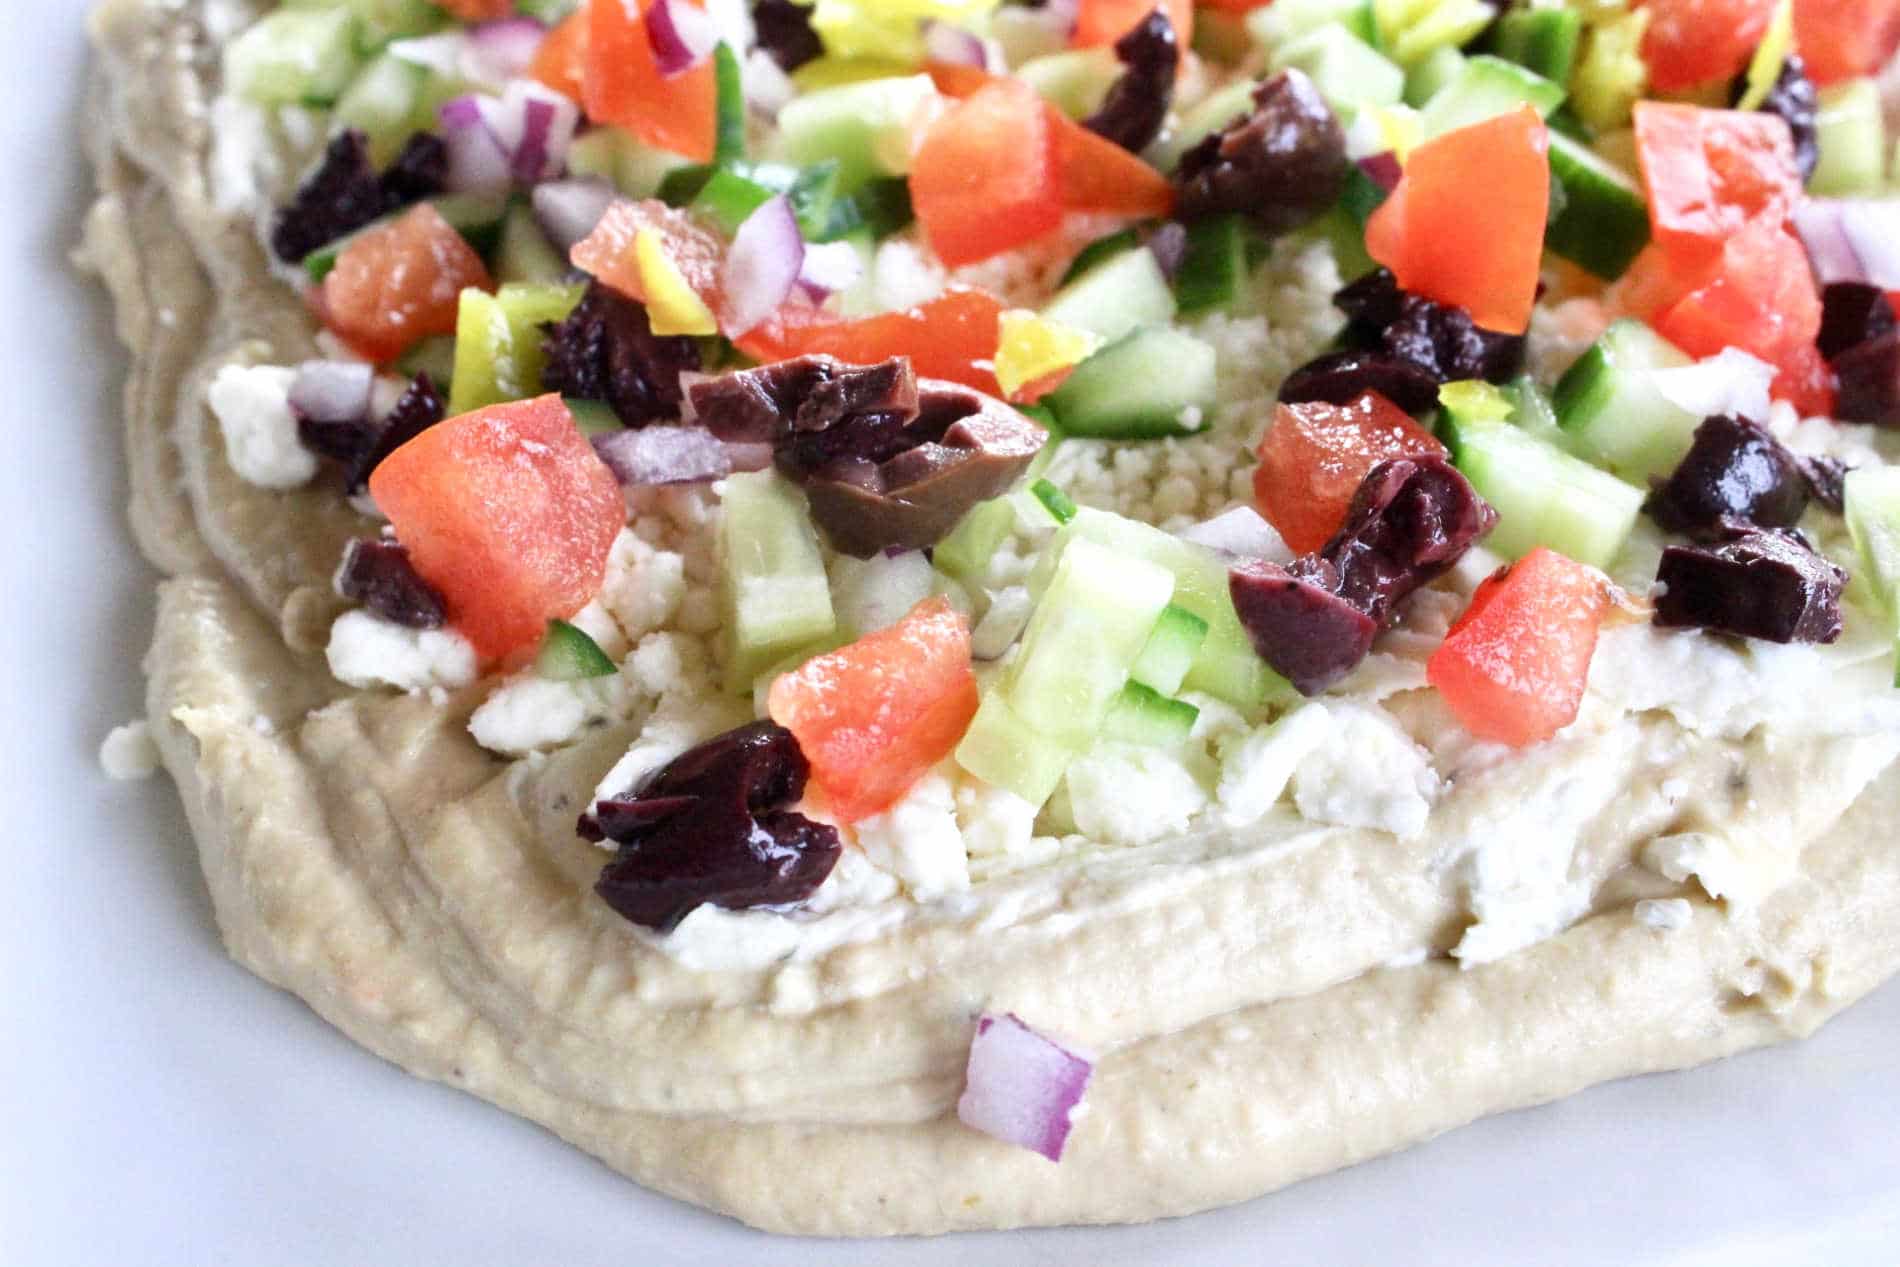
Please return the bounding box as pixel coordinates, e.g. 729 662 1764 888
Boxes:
1645 414 1813 538
334 538 447 629
541 281 703 428
349 371 445 493
1653 523 1845 643
1817 282 1895 362
1832 332 1900 427
1084 9 1177 154
1278 350 1443 414
1324 269 1525 389
753 0 823 72
1730 55 1819 183
1175 69 1348 237
1229 557 1377 697
270 130 449 265
1799 454 1850 513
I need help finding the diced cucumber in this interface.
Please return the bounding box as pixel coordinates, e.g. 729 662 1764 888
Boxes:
285 0 446 51
565 398 622 437
224 8 363 106
1102 683 1202 747
1810 79 1888 197
1545 130 1650 279
1248 0 1377 55
448 281 585 415
1045 328 1217 439
567 127 695 198
1148 77 1257 173
1175 214 1256 315
395 335 455 385
1030 479 1078 525
1061 228 1145 287
1505 375 1567 448
1006 538 1176 748
1418 54 1566 139
819 176 914 241
495 205 570 285
955 691 1081 808
686 167 777 233
1129 603 1211 697
331 52 429 165
719 471 839 693
535 619 617 681
1036 507 1286 709
1270 26 1406 118
1404 45 1467 108
1040 247 1178 344
1552 319 1700 483
933 438 1063 581
1016 48 1123 119
1844 466 1900 684
712 42 746 167
1488 7 1582 85
1442 416 1644 570
1373 0 1497 67
771 74 939 193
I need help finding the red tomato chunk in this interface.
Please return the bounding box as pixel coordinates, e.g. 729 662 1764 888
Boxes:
910 79 1064 268
1253 391 1448 555
320 203 493 364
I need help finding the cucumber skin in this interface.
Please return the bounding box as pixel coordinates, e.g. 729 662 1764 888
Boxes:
1130 604 1211 697
536 620 617 681
1445 416 1643 570
1103 683 1202 746
1045 328 1219 440
1552 320 1698 483
1545 132 1650 280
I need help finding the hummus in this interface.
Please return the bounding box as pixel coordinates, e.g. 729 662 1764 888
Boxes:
80 0 1900 1237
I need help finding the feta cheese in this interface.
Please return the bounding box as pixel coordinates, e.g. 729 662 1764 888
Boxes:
955 778 1042 858
1634 898 1693 932
1642 832 1748 902
207 364 318 489
468 674 629 757
1065 744 1211 847
1213 703 1332 828
98 721 160 781
325 611 478 692
600 531 687 642
1290 702 1438 839
852 774 971 900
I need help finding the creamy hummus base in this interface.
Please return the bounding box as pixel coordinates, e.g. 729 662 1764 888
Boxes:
82 0 1900 1236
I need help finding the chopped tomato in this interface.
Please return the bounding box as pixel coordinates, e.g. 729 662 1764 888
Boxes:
530 11 588 102
1632 103 1801 267
320 203 493 364
583 0 716 163
1639 0 1776 90
1364 106 1549 336
1650 216 1822 377
767 597 980 824
1074 0 1195 57
1772 343 1838 417
735 288 1008 395
1252 392 1448 554
1605 242 1705 326
1793 0 1900 82
569 198 724 312
911 79 1064 268
1051 107 1176 218
432 0 515 18
368 395 624 663
924 61 996 99
1426 548 1611 747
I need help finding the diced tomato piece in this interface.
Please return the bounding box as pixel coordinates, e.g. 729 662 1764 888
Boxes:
583 0 716 162
1606 242 1707 325
925 61 996 99
1050 105 1176 218
1651 215 1821 375
910 79 1064 268
1632 103 1801 268
1639 0 1776 90
767 597 980 824
1793 0 1900 82
433 0 515 18
368 395 624 662
1426 548 1612 747
1252 392 1448 554
320 203 493 364
531 11 588 102
1771 342 1838 417
737 288 1009 395
1074 0 1194 58
569 198 724 310
1364 106 1549 336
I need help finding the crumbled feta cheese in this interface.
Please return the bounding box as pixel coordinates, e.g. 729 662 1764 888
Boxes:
1290 702 1438 839
207 364 318 489
99 721 160 781
1642 832 1748 902
468 674 629 756
1633 898 1693 932
970 586 1033 661
600 531 687 642
852 774 972 900
805 846 901 913
1213 703 1332 828
325 611 478 692
955 778 1042 858
1065 744 1211 847
206 92 274 216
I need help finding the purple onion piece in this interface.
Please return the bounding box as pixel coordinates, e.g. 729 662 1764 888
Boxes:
796 239 865 300
289 360 375 426
922 18 990 67
721 195 806 336
511 96 559 185
1794 198 1900 290
439 97 512 193
1146 221 1188 283
647 0 720 78
463 16 549 85
532 179 617 252
1357 150 1403 194
1653 524 1845 644
593 425 739 486
334 538 447 629
956 1013 1095 1163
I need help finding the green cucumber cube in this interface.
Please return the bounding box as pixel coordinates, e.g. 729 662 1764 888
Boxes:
1175 215 1256 315
1418 54 1566 138
1016 48 1123 119
225 8 363 106
1552 318 1700 483
1810 79 1888 197
719 472 838 692
331 52 429 165
1488 7 1582 84
1270 26 1406 117
1102 683 1203 747
1040 247 1178 344
955 690 1081 808
494 205 570 286
1130 604 1211 697
1845 466 1900 684
1545 131 1650 280
1045 327 1218 439
772 74 939 193
1444 416 1644 570
535 619 617 681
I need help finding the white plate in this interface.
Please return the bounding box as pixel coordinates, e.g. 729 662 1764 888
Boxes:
8 6 1900 1262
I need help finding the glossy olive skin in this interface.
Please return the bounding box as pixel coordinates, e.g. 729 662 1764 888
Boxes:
1084 8 1177 153
541 281 702 429
1645 414 1814 538
1653 524 1846 645
334 539 447 630
1278 349 1444 415
1175 69 1348 237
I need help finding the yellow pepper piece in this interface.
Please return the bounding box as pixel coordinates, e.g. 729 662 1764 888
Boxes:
1735 0 1794 112
809 0 1002 63
1438 379 1515 423
790 56 920 90
994 309 1104 399
633 228 718 337
1369 104 1424 162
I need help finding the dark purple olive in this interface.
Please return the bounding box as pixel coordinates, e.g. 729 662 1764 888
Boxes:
377 131 451 209
346 372 445 493
1653 523 1845 644
1175 69 1348 237
1330 269 1524 385
541 281 703 428
1334 267 1407 339
270 129 449 264
1731 54 1819 183
1230 456 1497 694
1083 8 1177 153
1278 350 1443 414
753 0 823 71
333 538 447 629
1817 282 1895 362
1644 414 1813 538
584 721 842 932
1799 454 1850 513
1832 331 1900 426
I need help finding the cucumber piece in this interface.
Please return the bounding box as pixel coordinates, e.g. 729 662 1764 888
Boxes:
1844 466 1900 684
1040 247 1178 343
1338 162 1392 229
772 74 939 193
1102 683 1203 747
1129 604 1211 697
1373 0 1497 67
302 191 512 281
1248 0 1377 55
1418 54 1566 138
1045 328 1217 439
1006 538 1177 748
1148 77 1257 173
687 167 777 233
395 335 455 385
1545 130 1650 279
224 8 363 106
285 0 445 50
565 398 622 437
448 281 585 415
1442 416 1644 570
1552 319 1700 483
1404 45 1467 107
1031 479 1078 525
718 471 839 693
934 438 1063 581
712 42 746 167
1175 214 1256 315
1036 507 1286 709
955 691 1082 807
820 176 914 241
1061 227 1145 287
535 619 617 681
331 52 429 165
494 205 570 286
1488 7 1582 85
1505 375 1567 448
568 127 695 198
1270 25 1406 118
1016 48 1123 120
1810 79 1888 196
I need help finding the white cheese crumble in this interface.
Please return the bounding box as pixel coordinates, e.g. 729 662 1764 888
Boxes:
98 721 160 781
1064 743 1212 847
468 674 630 757
1211 702 1331 829
851 773 971 900
207 363 317 489
1633 898 1693 932
1642 832 1749 903
1290 702 1438 840
955 778 1042 858
325 611 478 693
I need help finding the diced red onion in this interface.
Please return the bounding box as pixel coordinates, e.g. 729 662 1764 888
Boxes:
743 47 796 120
1357 151 1403 194
647 0 721 78
721 195 805 336
593 426 763 486
438 94 513 193
503 80 581 183
1794 199 1900 290
532 179 617 252
391 19 546 92
832 550 937 636
955 1013 1094 1163
922 19 990 68
289 360 375 425
795 240 864 301
1178 506 1293 564
1650 348 1775 424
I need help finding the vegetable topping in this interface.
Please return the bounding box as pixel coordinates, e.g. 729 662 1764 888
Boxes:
1082 7 1177 154
1175 69 1348 237
1253 391 1448 554
271 129 449 265
334 538 448 629
1653 524 1847 643
539 279 702 427
1644 414 1818 537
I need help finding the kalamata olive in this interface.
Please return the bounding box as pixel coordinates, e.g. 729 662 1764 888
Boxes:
1326 269 1525 386
333 538 447 629
1817 282 1896 362
378 132 451 208
271 130 449 264
1644 414 1813 538
1084 8 1177 154
541 281 703 429
310 371 444 494
1832 331 1900 426
1731 55 1819 183
1653 523 1845 644
1229 556 1377 696
1175 69 1348 237
585 721 842 932
753 0 823 72
1278 349 1443 414
1800 454 1850 513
